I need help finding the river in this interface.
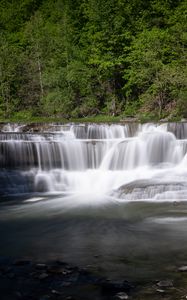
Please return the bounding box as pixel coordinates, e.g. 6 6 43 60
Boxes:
0 122 187 284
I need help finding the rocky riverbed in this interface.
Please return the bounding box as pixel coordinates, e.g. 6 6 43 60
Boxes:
1 257 187 300
0 256 133 300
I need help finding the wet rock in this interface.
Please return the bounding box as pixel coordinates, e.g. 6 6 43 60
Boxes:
85 264 92 268
36 263 48 270
38 273 49 280
100 279 133 295
62 270 72 275
160 118 169 122
30 271 38 278
157 280 173 287
114 179 187 200
39 295 50 300
173 201 180 206
51 289 61 295
47 266 64 274
115 291 129 299
0 256 134 300
61 282 71 287
55 260 68 266
156 289 165 294
80 267 91 273
13 260 31 266
178 266 187 272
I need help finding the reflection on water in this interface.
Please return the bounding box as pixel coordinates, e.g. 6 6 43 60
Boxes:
0 195 187 283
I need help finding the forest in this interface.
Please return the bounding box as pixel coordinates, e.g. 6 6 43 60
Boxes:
0 0 187 121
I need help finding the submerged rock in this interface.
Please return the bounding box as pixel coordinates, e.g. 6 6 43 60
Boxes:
39 296 50 300
156 288 165 293
115 291 129 299
51 289 61 295
178 266 187 272
47 266 65 275
157 280 173 287
99 279 133 295
38 273 48 280
35 263 47 270
13 260 31 266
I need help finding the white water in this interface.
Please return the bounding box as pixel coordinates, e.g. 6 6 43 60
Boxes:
1 123 187 202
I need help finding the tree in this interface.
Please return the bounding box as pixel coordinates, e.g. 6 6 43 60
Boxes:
123 25 187 118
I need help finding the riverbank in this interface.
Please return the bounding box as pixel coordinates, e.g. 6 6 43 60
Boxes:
0 115 121 125
0 113 186 125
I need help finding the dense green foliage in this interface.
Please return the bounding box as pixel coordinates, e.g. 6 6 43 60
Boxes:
0 0 186 120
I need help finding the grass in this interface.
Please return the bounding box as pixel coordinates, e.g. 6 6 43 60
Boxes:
0 114 121 124
0 112 184 124
71 115 121 123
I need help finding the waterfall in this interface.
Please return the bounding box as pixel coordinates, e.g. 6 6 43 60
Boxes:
1 122 187 201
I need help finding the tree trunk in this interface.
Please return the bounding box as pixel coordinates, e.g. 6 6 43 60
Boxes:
37 55 44 100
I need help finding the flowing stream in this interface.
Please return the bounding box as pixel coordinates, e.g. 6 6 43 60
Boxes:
1 122 187 282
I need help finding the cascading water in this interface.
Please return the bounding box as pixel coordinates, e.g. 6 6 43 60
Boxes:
2 122 187 286
1 122 187 202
